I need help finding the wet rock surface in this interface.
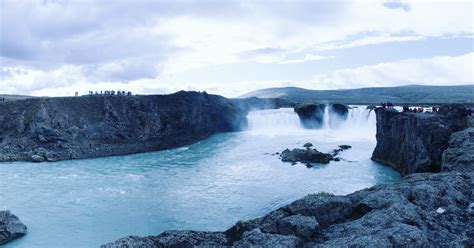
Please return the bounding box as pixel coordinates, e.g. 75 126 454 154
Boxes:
281 148 333 164
0 210 27 245
293 103 326 129
372 104 469 175
0 91 253 162
280 144 352 165
102 172 474 247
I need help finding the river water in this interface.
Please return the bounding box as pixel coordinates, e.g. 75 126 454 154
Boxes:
0 107 401 247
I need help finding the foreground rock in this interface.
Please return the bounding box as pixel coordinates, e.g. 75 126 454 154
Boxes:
442 127 474 172
0 211 27 245
293 103 326 129
0 91 251 162
102 172 474 247
372 104 469 175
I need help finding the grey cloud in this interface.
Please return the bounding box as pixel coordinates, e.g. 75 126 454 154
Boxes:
383 1 410 12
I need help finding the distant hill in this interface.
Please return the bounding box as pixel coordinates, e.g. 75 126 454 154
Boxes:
0 94 35 101
239 85 474 105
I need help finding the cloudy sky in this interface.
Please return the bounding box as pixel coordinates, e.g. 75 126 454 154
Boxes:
1 0 473 97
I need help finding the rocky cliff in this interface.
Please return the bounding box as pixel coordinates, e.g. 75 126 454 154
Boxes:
0 91 249 162
371 104 469 175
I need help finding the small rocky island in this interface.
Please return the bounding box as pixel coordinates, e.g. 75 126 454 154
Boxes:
102 104 473 247
280 143 352 166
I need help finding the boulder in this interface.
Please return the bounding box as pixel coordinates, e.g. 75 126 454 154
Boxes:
339 145 351 150
0 210 27 245
102 231 228 248
303 142 313 148
293 103 325 129
101 236 155 248
30 154 45 162
281 148 333 164
442 128 474 173
372 104 469 175
277 214 319 239
233 228 299 248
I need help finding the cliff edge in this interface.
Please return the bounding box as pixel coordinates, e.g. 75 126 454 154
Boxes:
371 104 469 175
0 91 248 162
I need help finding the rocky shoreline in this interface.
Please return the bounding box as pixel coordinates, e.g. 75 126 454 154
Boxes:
102 104 473 247
0 91 280 163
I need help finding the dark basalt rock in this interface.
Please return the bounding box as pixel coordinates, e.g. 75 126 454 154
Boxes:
293 103 326 129
303 142 313 148
0 210 27 245
281 148 333 164
329 103 349 119
371 104 469 175
0 91 252 162
103 172 474 247
338 145 351 150
442 127 474 173
367 105 376 111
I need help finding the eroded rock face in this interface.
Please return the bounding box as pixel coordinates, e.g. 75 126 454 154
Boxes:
0 211 27 245
442 127 474 173
293 103 326 129
372 104 469 175
0 91 249 162
103 172 474 247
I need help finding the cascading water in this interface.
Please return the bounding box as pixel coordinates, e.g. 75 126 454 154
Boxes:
247 108 304 132
322 105 330 129
246 106 376 136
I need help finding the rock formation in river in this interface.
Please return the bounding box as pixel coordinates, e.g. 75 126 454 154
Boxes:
371 104 469 175
280 145 352 165
0 210 27 245
281 148 333 164
293 103 325 129
0 91 250 162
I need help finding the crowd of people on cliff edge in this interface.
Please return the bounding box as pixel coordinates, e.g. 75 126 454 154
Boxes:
380 101 394 109
402 105 427 113
0 97 6 102
75 91 133 96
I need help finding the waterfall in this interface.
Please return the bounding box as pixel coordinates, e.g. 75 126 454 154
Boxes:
322 105 330 129
341 107 376 132
247 108 304 132
246 106 376 134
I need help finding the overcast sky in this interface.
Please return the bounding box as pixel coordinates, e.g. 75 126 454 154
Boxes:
1 0 473 97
